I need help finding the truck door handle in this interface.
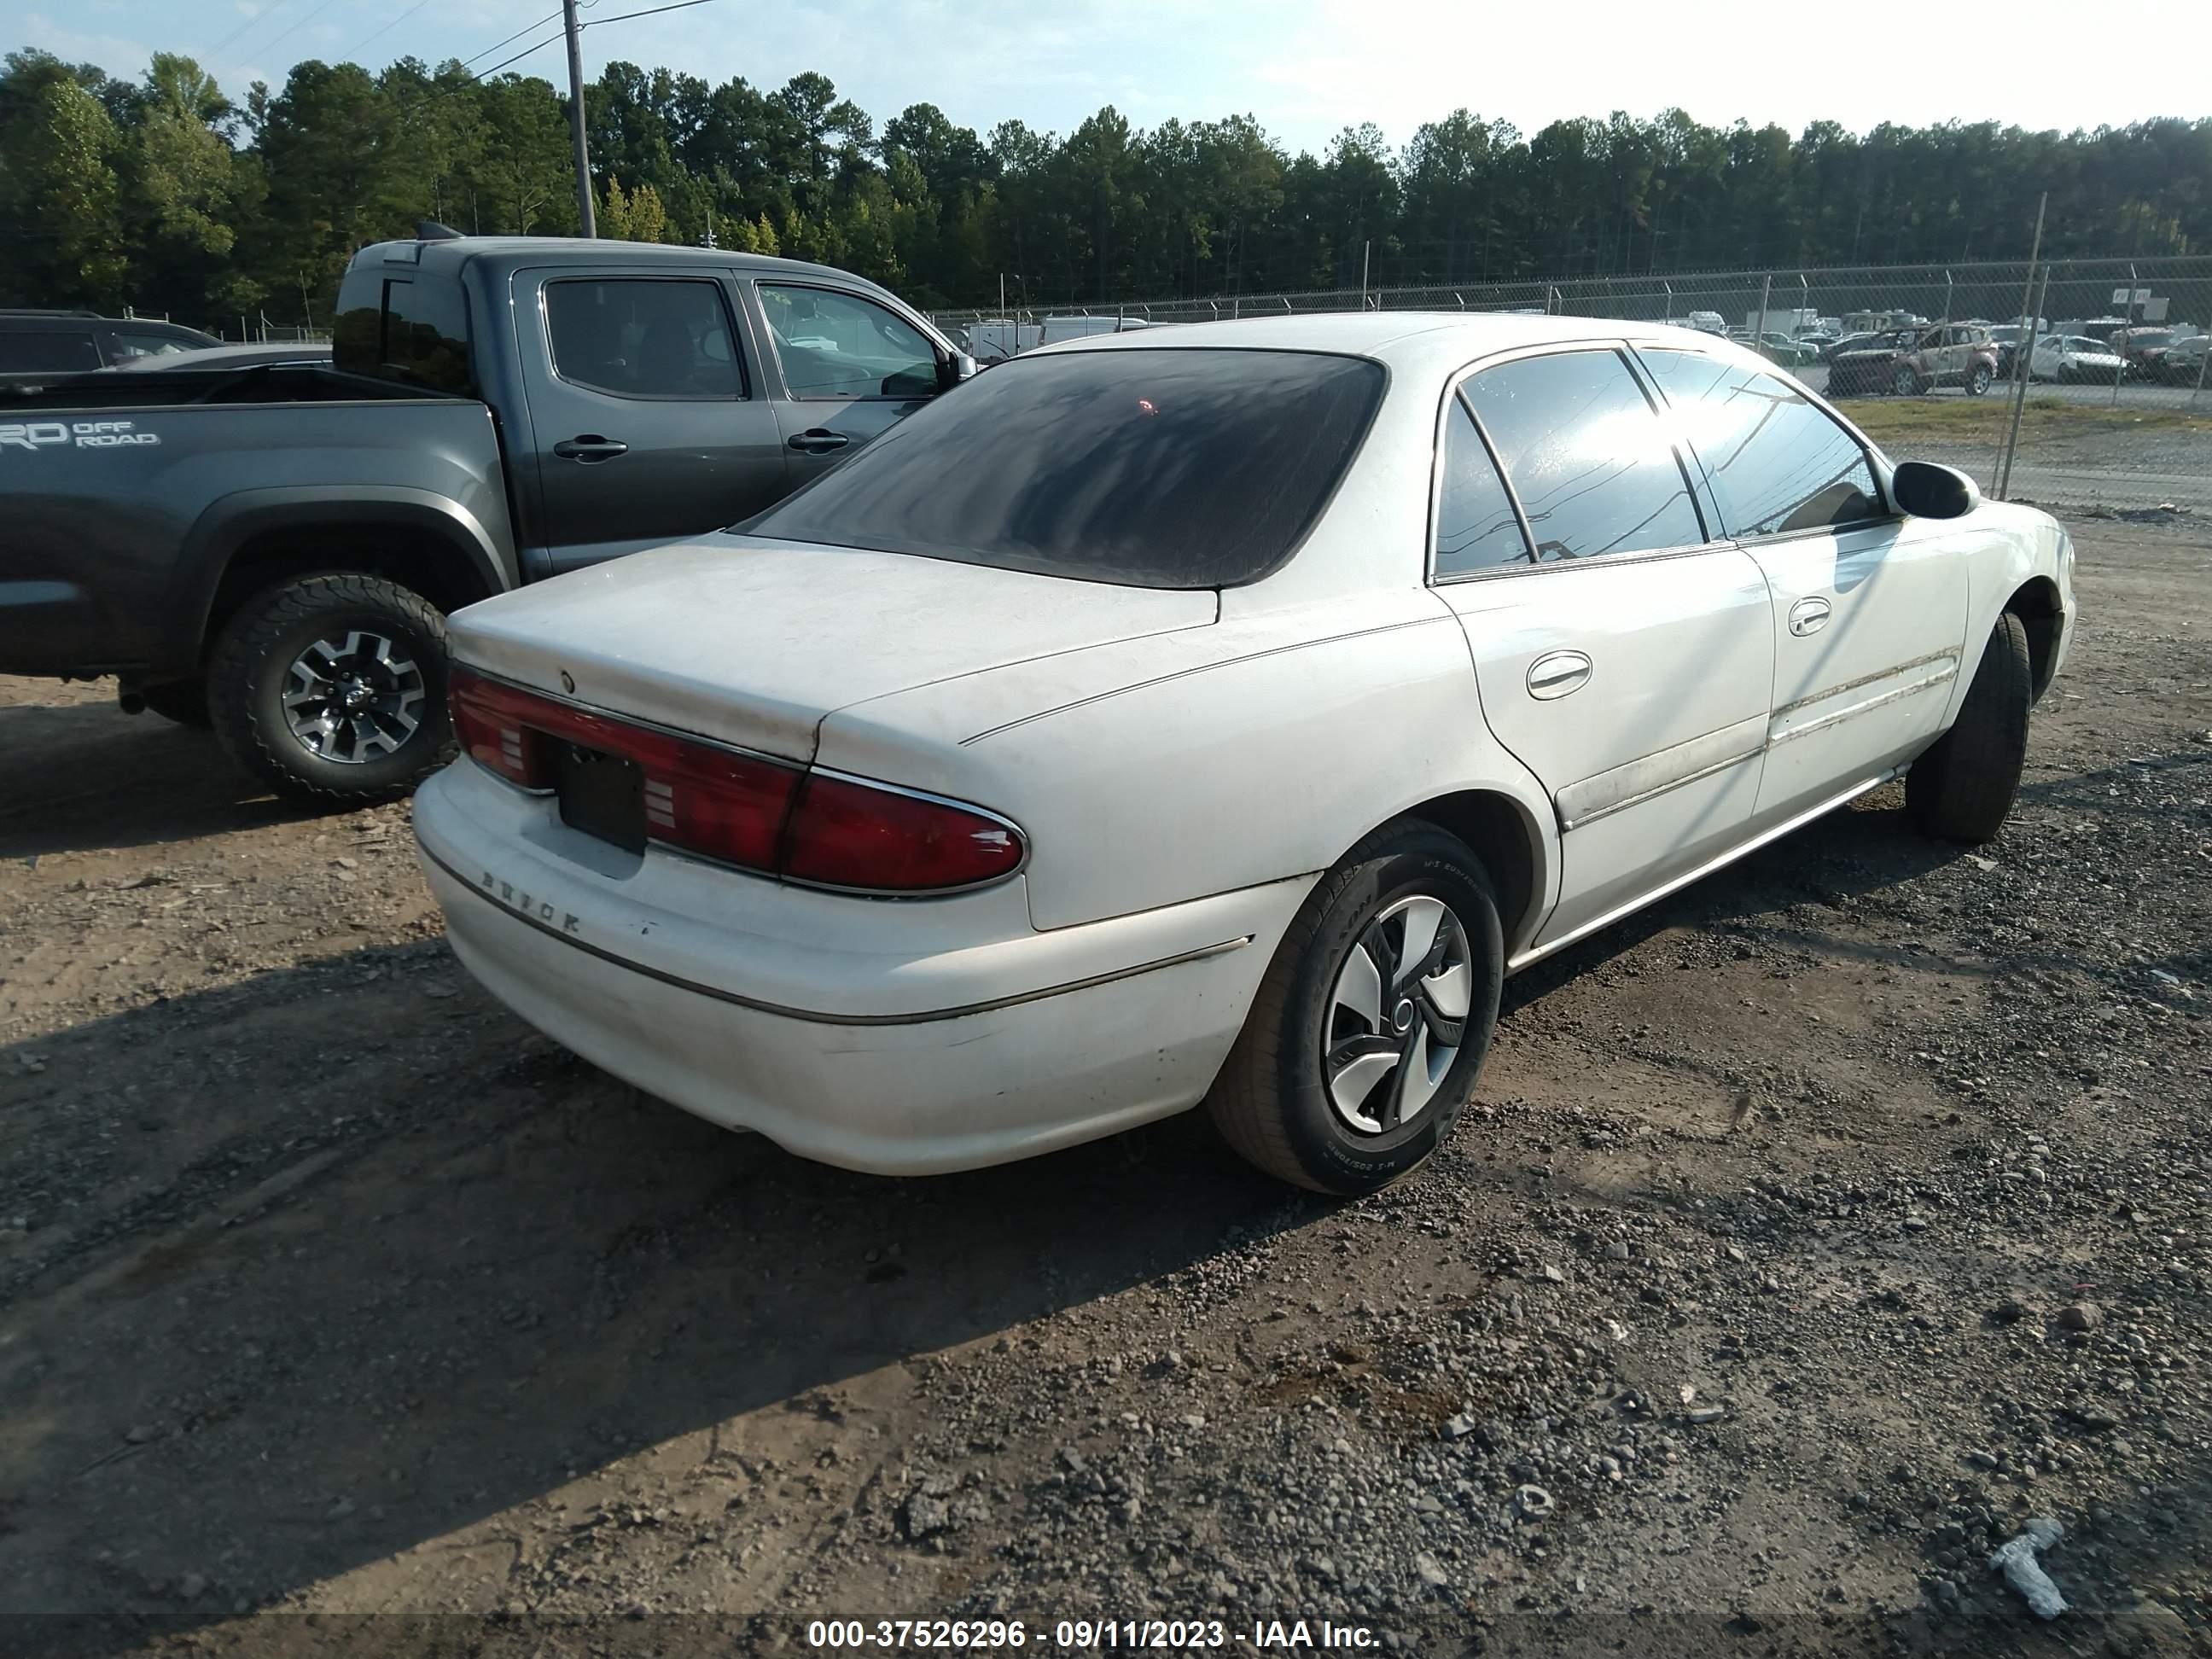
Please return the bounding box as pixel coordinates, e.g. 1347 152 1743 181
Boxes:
553 435 628 461
1526 650 1592 700
786 428 850 454
1788 597 1833 637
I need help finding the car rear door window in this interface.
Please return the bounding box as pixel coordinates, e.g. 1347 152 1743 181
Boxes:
546 278 743 399
742 347 1385 588
758 284 938 400
1638 349 1883 538
1460 349 1704 562
1433 399 1533 578
0 330 100 373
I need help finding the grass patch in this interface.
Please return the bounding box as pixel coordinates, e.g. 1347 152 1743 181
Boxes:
1843 394 2212 444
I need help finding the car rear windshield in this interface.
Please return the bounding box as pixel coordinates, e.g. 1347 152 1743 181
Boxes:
740 347 1387 588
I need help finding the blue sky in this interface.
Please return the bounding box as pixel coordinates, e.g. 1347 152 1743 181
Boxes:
13 0 2210 155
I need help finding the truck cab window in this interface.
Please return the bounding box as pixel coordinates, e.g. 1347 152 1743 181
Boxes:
546 279 744 400
758 284 938 400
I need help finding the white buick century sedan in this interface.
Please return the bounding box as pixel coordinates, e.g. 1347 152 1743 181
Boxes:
413 314 2073 1194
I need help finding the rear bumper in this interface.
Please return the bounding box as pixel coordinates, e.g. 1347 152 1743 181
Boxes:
412 760 1309 1174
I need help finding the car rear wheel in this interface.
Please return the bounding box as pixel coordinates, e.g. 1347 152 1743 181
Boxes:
1207 823 1504 1195
1968 364 1994 395
1892 364 1923 396
1906 612 2031 846
209 572 453 805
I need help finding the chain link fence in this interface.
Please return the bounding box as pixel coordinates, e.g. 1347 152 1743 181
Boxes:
933 254 2212 515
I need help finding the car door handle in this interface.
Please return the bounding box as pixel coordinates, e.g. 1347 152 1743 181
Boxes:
552 436 628 461
786 428 851 453
1789 597 1833 637
1527 650 1592 700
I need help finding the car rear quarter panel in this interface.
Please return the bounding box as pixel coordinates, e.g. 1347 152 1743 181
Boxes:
816 589 1560 935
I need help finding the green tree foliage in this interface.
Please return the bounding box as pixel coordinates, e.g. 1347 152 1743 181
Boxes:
0 53 131 306
3 38 2209 329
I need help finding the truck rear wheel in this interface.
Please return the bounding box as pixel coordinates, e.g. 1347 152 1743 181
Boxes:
209 573 453 804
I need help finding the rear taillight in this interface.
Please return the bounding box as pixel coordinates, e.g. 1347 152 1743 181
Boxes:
448 667 1022 894
783 772 1025 892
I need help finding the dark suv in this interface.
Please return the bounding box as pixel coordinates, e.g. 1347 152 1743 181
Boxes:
0 309 220 381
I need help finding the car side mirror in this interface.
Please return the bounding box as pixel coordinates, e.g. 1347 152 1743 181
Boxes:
1891 460 1982 521
939 351 978 391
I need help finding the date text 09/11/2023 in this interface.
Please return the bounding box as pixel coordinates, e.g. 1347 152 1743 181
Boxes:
803 1618 1380 1650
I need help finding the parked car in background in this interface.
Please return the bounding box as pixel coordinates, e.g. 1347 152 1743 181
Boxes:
1681 310 1728 336
1986 324 2034 379
2029 335 2129 383
2107 327 2197 380
413 315 2072 1195
2158 333 2211 385
0 309 219 387
0 234 971 804
1825 324 1998 396
1819 331 1883 363
1749 331 1820 367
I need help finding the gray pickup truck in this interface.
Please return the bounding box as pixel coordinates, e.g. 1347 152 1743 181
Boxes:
0 232 969 802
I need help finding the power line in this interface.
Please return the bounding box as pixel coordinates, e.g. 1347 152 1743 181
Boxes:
459 9 563 71
207 2 290 60
581 0 719 27
258 0 351 58
407 27 570 109
341 0 438 61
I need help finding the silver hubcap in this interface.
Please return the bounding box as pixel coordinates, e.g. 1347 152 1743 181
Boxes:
282 629 425 765
1323 894 1472 1136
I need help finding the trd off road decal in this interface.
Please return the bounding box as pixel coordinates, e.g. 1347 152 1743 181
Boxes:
0 420 162 453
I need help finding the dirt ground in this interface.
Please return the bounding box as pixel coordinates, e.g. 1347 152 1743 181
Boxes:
2 517 2209 1659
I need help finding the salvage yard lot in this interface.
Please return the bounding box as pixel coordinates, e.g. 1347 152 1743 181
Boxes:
2 516 2209 1656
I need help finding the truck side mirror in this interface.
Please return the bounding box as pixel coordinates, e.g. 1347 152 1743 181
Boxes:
940 351 978 391
1891 460 1981 521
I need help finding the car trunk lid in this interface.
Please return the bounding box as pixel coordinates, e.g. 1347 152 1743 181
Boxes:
448 535 1219 762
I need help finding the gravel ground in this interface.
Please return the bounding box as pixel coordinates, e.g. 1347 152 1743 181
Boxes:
2 516 2209 1659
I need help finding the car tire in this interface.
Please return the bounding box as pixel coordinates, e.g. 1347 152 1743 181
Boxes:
1968 364 1994 395
1892 364 1922 396
1207 823 1505 1196
1906 611 2032 846
208 572 453 805
136 682 211 728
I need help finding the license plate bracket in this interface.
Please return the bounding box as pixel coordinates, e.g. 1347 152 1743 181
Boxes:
554 741 647 854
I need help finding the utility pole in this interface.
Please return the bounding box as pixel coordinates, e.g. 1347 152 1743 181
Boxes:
562 0 597 237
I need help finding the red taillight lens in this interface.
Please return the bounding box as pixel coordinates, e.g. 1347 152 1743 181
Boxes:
449 666 1022 892
783 772 1025 892
614 721 799 870
451 667 554 787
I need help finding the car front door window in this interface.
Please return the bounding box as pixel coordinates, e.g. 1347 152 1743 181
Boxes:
758 285 938 400
1636 350 1883 538
1460 348 1705 561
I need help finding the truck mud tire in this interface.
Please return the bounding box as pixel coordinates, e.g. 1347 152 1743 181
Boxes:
1207 823 1504 1196
209 573 453 805
1907 611 2031 846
